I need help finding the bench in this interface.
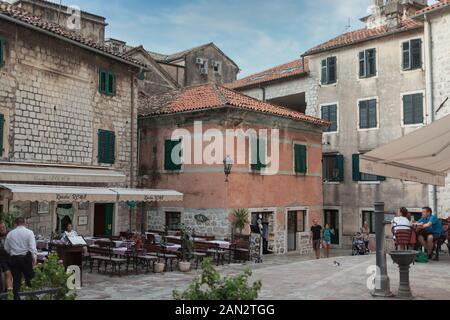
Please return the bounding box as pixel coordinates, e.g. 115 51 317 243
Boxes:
88 246 127 276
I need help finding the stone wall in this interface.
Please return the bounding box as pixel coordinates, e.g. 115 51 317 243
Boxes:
0 20 137 187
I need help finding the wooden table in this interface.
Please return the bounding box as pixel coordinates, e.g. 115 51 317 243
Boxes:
54 244 85 286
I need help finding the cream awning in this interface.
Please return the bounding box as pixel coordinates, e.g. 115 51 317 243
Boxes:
360 114 450 186
110 188 183 202
0 164 126 184
0 184 184 203
0 184 118 203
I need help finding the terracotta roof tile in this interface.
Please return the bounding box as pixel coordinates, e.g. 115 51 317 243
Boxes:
303 19 423 56
0 1 146 68
139 83 329 127
416 0 450 15
227 59 308 90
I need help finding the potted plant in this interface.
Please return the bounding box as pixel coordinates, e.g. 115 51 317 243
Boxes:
232 209 249 239
178 224 193 272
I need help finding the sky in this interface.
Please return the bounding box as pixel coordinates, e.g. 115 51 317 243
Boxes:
13 0 439 78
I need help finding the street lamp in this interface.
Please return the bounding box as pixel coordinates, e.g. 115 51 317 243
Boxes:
223 155 233 182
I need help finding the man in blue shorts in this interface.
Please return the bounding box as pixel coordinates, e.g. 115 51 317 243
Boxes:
414 207 443 260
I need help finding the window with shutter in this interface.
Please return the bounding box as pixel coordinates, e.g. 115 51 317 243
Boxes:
359 99 377 129
99 69 116 96
294 144 307 174
0 113 4 156
402 39 422 71
403 93 424 125
98 129 115 164
251 138 267 171
353 153 385 182
321 104 338 132
0 38 4 68
164 139 182 171
359 49 376 78
321 57 337 85
323 154 343 182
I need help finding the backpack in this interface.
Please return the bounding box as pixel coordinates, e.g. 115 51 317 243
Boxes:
415 251 428 263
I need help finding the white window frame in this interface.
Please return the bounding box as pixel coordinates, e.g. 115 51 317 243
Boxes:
357 96 380 132
320 56 338 87
292 141 308 176
400 90 426 128
162 137 185 174
357 47 379 80
400 36 425 73
320 102 339 134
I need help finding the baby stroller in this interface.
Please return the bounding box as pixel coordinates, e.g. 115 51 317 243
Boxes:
352 232 368 256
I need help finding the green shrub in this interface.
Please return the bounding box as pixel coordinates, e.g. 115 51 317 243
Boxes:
0 210 21 229
173 258 262 300
23 253 76 300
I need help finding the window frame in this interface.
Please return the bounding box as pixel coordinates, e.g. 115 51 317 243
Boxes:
97 129 116 165
165 212 182 231
99 69 116 96
293 142 308 175
164 139 183 172
359 48 377 78
320 103 339 133
352 153 385 183
322 154 344 183
401 91 425 127
321 56 337 85
250 137 267 172
361 209 376 234
402 38 423 71
357 97 379 131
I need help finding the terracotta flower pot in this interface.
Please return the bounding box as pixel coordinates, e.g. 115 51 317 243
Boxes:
178 261 191 272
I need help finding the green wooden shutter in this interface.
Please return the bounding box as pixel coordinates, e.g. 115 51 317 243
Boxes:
377 175 386 181
0 38 4 67
327 57 337 84
359 100 368 129
368 99 377 128
0 113 4 156
359 51 365 77
403 95 414 125
329 105 337 132
368 49 376 76
164 140 182 171
402 41 411 70
295 144 307 174
336 154 344 182
107 131 115 164
99 70 107 94
108 72 116 96
411 39 422 69
352 154 361 181
321 59 327 85
251 139 266 171
413 93 423 124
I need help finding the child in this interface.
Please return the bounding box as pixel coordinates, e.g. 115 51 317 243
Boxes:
323 224 332 258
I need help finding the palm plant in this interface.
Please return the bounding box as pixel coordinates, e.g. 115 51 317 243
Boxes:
232 209 249 236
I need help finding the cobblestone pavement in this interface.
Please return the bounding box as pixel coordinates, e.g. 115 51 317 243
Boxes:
77 249 450 300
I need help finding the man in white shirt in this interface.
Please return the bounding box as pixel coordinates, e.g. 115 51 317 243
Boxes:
4 217 37 300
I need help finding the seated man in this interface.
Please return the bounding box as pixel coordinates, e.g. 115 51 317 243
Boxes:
413 207 444 260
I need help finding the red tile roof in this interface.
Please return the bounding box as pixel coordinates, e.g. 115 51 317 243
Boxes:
139 83 329 127
303 19 423 56
227 59 308 90
0 1 146 68
416 0 450 15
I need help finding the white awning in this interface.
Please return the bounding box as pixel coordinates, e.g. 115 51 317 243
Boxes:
0 184 118 203
0 163 126 184
0 184 184 203
360 114 450 186
110 188 183 202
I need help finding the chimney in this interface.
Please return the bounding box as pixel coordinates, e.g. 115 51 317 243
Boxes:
384 0 403 29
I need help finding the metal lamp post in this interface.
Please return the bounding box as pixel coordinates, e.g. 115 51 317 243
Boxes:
223 155 233 182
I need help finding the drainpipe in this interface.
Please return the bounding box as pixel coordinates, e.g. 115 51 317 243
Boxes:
130 73 135 189
260 86 266 102
424 14 438 214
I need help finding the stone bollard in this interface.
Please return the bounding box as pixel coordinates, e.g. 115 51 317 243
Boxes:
371 202 393 297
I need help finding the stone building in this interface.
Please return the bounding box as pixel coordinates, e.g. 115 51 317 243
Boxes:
0 1 181 237
232 0 433 247
138 83 328 254
413 0 450 216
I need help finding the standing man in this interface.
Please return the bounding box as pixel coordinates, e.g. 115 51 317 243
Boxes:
4 217 37 300
0 222 13 293
310 219 323 259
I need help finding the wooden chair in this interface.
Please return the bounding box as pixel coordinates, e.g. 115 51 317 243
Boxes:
233 238 251 262
144 244 178 271
88 244 127 276
392 226 415 250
